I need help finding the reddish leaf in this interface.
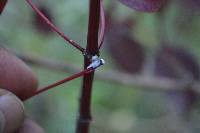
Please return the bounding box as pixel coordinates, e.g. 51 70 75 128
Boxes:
154 44 199 117
106 15 144 74
0 0 8 14
181 0 200 13
155 45 200 79
118 0 166 12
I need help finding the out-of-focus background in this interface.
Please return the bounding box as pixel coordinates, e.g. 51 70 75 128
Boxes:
1 0 200 133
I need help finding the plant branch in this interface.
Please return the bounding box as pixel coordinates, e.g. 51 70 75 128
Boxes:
15 52 200 94
76 0 101 133
23 68 93 101
25 0 85 53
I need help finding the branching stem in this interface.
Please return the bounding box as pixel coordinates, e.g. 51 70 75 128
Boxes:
23 69 93 101
25 0 85 53
76 0 101 133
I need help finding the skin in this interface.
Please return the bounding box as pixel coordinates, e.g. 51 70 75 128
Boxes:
0 89 44 133
0 47 38 100
0 46 44 133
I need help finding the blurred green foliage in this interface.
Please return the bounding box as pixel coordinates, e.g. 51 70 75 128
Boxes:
1 0 200 133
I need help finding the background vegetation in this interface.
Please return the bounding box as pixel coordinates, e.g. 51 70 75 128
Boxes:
1 0 200 132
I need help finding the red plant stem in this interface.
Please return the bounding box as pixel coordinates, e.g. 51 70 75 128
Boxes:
98 0 105 49
76 0 101 133
23 69 93 101
25 0 85 53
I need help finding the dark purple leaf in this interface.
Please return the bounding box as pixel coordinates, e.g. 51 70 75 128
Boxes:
154 44 199 117
118 0 166 12
0 0 8 14
155 45 200 79
106 16 144 74
181 0 200 13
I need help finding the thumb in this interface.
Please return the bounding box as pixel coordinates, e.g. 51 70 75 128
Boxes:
16 118 45 133
0 89 25 133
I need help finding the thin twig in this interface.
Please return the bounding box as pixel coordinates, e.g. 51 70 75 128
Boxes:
23 68 93 101
25 0 85 53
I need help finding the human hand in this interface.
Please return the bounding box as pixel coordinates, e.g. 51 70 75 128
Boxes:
0 89 44 133
0 47 44 133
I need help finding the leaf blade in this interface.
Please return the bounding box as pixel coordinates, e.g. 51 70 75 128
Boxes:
0 0 8 14
118 0 166 12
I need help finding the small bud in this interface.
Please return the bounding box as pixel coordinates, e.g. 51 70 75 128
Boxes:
87 56 105 69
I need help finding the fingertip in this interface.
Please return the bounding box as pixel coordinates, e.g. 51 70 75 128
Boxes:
0 89 25 133
16 118 45 133
0 47 39 100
